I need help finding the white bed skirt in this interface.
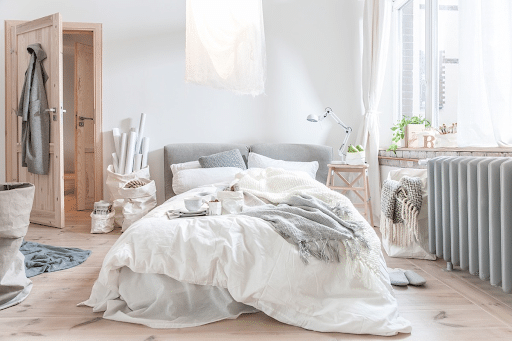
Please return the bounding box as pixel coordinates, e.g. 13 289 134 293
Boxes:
103 267 258 328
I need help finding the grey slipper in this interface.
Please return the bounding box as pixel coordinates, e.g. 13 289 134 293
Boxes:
388 269 409 286
404 270 426 286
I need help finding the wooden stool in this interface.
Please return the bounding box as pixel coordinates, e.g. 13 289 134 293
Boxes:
325 163 374 226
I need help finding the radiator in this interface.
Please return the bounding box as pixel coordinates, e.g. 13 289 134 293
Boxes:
428 156 512 293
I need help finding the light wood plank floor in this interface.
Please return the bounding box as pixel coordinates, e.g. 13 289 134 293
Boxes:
2 196 512 340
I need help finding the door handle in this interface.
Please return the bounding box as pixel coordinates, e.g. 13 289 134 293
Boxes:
79 116 94 121
46 108 67 113
45 108 59 121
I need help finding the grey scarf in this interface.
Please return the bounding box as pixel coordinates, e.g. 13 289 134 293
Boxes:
381 176 423 223
241 194 368 264
380 176 423 247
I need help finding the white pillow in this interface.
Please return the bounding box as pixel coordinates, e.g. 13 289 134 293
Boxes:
247 152 319 179
172 167 243 195
170 160 201 176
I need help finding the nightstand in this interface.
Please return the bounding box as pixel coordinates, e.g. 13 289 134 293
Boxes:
326 163 374 226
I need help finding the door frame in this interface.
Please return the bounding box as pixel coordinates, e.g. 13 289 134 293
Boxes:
5 21 103 207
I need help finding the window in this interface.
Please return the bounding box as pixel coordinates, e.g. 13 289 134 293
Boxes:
393 0 459 129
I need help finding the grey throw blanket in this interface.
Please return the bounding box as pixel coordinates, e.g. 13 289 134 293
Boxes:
380 176 423 246
241 194 368 264
20 241 91 278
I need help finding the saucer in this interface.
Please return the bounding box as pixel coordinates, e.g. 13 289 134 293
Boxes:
181 208 207 214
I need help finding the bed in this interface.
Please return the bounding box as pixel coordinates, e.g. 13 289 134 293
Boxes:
81 143 411 336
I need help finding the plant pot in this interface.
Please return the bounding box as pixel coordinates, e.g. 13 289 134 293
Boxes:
345 151 365 165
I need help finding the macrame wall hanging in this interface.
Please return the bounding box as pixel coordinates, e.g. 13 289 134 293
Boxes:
185 0 266 96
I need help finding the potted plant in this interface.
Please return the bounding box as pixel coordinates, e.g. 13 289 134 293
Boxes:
387 115 431 152
345 144 365 165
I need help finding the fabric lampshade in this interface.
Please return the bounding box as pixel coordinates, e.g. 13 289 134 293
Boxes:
185 0 266 96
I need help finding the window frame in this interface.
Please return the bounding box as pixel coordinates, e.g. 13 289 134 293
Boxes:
392 0 439 127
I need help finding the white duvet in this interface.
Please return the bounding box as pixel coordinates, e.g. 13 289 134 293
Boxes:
81 169 411 336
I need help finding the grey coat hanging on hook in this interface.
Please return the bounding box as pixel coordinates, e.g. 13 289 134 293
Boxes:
17 43 50 175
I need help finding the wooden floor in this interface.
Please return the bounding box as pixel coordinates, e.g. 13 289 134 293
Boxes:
2 191 512 340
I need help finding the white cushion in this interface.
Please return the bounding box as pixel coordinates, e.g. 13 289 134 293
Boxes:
170 160 201 177
247 152 319 179
172 167 243 195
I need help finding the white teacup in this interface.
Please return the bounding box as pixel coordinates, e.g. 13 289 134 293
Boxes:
184 197 205 212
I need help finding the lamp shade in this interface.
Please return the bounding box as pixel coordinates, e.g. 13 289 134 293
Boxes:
306 114 320 122
185 0 266 96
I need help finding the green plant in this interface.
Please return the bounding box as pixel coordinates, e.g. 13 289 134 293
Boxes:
387 116 431 153
347 144 364 153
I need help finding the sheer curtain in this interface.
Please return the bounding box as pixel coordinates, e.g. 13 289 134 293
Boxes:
357 0 392 225
458 1 512 147
185 0 266 96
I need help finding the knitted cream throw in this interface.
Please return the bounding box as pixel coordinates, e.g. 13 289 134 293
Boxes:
380 176 423 247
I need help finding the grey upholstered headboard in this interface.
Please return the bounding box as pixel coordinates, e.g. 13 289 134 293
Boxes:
164 143 333 200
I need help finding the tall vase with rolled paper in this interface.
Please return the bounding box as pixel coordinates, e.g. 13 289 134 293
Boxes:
107 113 157 231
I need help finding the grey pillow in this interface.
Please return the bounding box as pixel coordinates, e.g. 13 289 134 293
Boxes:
199 149 247 170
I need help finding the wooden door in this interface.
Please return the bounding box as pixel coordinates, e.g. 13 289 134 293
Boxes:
5 14 65 228
74 42 95 210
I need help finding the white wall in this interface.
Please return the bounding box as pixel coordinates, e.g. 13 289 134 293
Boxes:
0 0 365 204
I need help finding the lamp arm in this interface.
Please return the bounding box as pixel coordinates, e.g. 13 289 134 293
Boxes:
324 107 353 160
338 127 352 159
325 108 351 131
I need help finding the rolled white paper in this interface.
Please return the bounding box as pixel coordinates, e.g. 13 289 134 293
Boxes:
124 131 137 174
112 128 121 157
112 152 119 174
133 154 142 172
135 113 146 154
141 137 150 168
118 133 128 175
130 128 138 154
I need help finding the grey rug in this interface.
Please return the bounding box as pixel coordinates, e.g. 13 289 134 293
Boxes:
20 241 91 278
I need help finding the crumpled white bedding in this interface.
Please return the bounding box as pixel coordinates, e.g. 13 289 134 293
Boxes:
81 172 411 336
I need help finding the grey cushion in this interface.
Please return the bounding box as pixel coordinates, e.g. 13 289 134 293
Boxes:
164 143 250 200
199 149 247 170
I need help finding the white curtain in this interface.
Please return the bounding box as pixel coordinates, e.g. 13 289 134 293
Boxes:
185 0 266 96
357 0 392 226
458 1 512 147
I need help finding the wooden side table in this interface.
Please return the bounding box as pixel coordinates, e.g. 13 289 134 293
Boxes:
326 163 374 226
